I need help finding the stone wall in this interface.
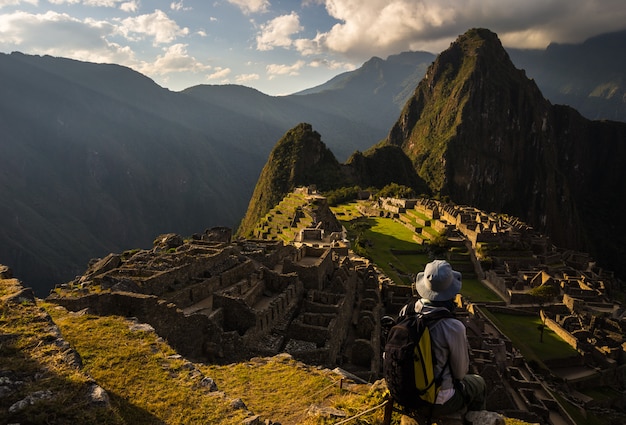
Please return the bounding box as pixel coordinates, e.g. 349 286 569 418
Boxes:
541 310 579 350
48 291 226 360
282 246 334 290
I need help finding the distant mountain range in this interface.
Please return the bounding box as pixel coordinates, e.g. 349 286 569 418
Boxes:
1 28 625 294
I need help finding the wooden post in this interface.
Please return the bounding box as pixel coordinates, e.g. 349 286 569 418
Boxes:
383 397 393 425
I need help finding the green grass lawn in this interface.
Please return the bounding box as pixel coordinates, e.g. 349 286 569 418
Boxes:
482 309 579 367
461 278 503 303
332 206 502 303
351 216 430 285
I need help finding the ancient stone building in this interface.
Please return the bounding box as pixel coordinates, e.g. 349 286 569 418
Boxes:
47 229 384 378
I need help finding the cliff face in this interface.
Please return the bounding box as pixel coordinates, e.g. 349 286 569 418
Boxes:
386 28 626 276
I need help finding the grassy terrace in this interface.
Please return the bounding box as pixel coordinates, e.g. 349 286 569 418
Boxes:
0 279 124 425
43 304 386 425
37 303 532 425
255 192 314 242
331 202 501 303
480 309 579 368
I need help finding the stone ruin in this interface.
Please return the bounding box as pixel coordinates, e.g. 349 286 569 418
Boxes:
47 227 384 379
45 191 626 424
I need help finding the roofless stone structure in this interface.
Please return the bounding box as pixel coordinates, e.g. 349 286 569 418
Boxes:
47 228 384 378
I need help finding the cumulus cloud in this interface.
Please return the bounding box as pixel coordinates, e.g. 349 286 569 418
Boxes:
0 10 127 58
138 43 210 75
0 0 38 8
308 57 353 71
170 1 192 12
0 11 113 50
311 0 626 59
235 73 260 84
120 0 138 12
206 67 231 80
266 60 305 78
228 0 269 15
117 9 189 45
48 0 125 6
256 12 303 51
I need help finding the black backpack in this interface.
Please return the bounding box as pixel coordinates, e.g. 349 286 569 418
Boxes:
383 301 453 412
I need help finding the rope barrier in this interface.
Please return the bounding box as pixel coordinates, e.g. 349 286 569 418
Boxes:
331 399 390 425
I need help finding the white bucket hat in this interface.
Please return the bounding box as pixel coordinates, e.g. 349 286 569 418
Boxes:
415 260 462 301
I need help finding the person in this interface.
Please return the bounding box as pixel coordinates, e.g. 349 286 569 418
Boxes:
400 259 486 418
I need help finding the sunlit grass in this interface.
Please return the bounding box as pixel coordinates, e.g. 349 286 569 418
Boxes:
482 309 579 367
0 280 124 425
333 206 501 303
44 304 249 425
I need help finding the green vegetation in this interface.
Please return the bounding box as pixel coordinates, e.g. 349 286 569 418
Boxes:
482 309 579 368
376 183 415 199
324 186 364 206
461 277 503 303
28 300 532 425
237 123 347 238
41 304 397 425
45 304 253 425
332 202 501 303
340 214 429 285
0 280 124 425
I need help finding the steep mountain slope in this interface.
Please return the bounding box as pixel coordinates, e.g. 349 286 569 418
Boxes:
291 51 436 133
509 29 626 122
237 123 345 237
386 28 626 278
181 84 387 161
0 51 433 294
236 123 425 237
0 53 267 293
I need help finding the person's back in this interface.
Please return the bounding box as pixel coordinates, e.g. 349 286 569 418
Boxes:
396 260 486 420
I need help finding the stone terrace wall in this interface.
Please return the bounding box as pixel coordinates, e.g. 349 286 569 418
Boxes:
48 291 226 360
282 246 334 290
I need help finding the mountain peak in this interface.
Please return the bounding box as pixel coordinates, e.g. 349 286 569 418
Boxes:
236 123 343 237
387 27 547 175
384 28 626 279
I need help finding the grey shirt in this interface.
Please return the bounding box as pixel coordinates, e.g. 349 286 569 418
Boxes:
400 299 469 401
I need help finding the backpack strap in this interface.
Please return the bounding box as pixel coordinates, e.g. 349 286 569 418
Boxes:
403 299 417 317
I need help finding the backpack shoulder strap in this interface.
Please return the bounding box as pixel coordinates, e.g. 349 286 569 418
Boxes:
422 309 455 386
399 299 418 318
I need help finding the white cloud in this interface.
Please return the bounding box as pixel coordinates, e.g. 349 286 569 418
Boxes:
293 35 323 56
0 10 139 64
170 1 191 12
227 0 269 15
46 0 81 4
256 12 302 51
83 0 121 5
0 0 38 8
48 0 123 6
206 67 231 80
0 11 102 49
235 73 260 84
311 0 626 59
266 60 305 78
138 43 210 75
308 57 353 71
120 0 138 13
117 9 189 45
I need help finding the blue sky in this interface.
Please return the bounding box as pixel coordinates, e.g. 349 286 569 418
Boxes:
1 0 625 96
